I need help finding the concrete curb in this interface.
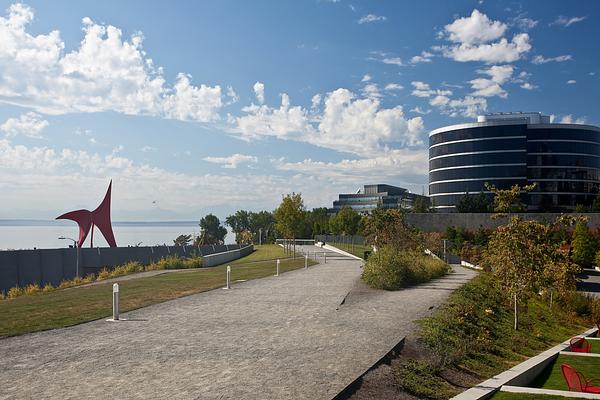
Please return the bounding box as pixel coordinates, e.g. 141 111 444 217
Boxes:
501 385 600 399
451 326 599 400
322 244 364 261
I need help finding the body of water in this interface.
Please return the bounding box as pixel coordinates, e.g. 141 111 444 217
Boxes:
0 220 214 250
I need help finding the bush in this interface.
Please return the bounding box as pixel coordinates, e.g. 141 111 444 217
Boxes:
24 283 41 295
394 359 459 400
97 268 112 281
42 283 54 292
362 246 448 290
0 291 5 300
7 286 24 299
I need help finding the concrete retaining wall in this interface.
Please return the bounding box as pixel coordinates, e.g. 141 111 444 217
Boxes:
202 245 254 267
405 213 600 232
0 244 246 292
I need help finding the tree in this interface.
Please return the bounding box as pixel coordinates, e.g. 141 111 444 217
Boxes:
412 197 430 213
173 234 192 246
592 192 600 212
485 183 536 214
482 216 580 329
226 210 252 244
572 220 598 268
274 193 306 255
304 207 330 238
238 230 253 244
250 210 275 244
456 191 490 213
362 209 422 251
329 207 361 235
197 214 227 245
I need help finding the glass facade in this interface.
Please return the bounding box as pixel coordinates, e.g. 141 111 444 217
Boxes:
331 184 428 214
429 122 600 211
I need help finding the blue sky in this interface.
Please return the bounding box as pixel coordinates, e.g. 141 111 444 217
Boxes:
0 0 598 220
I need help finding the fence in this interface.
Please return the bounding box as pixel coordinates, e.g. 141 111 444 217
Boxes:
0 244 248 292
314 235 365 246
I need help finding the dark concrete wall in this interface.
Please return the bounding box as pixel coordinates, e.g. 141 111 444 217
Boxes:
0 244 246 292
404 213 600 232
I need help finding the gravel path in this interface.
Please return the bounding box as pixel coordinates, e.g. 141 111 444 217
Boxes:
0 245 476 400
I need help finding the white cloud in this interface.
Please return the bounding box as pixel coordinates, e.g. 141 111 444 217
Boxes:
0 4 223 122
203 153 258 169
443 9 507 45
382 57 403 66
410 107 431 115
410 81 452 98
560 115 586 124
0 112 48 138
567 80 576 84
253 81 265 104
429 95 487 118
439 10 531 64
311 94 322 110
384 83 403 91
361 74 372 82
358 14 387 24
469 65 513 98
233 84 424 157
140 145 156 152
531 54 573 64
429 95 450 106
551 16 587 27
410 51 434 64
443 33 531 64
513 16 538 31
362 83 382 99
520 82 536 90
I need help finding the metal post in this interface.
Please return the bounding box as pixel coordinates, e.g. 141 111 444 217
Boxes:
259 228 262 246
443 239 447 263
276 259 280 276
226 265 231 289
112 283 119 321
305 254 308 269
324 252 327 264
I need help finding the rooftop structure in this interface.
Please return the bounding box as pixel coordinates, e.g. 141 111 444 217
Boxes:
330 184 428 214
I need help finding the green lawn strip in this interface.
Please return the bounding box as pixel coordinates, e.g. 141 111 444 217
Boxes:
0 257 315 338
531 354 600 390
490 391 569 400
227 244 289 265
328 242 371 259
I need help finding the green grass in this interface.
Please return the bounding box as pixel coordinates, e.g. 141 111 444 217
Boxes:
0 256 316 337
490 391 569 400
328 242 371 259
531 354 600 390
227 244 289 265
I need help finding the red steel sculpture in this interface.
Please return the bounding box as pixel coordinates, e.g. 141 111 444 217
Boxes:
56 180 117 248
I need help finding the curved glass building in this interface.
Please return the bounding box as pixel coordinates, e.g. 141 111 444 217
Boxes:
429 112 600 212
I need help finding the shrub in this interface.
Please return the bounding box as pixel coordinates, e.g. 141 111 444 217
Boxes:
0 291 5 300
42 283 54 292
572 221 598 268
24 283 41 295
97 268 112 281
394 359 459 400
362 246 448 290
7 286 24 299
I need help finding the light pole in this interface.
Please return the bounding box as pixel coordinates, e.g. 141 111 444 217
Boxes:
59 236 80 278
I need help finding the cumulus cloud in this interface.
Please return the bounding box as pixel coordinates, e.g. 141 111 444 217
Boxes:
361 74 372 82
382 57 403 66
532 54 573 64
253 81 265 104
469 65 513 98
234 84 424 157
410 51 434 64
410 81 452 98
567 80 577 84
203 153 258 169
551 16 587 27
0 4 223 121
520 82 536 90
443 9 507 45
560 115 586 124
438 9 531 64
0 112 48 138
384 83 403 91
358 14 387 24
410 107 431 115
513 16 538 31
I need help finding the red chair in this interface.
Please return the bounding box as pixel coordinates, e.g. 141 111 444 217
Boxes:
561 364 600 393
569 336 592 353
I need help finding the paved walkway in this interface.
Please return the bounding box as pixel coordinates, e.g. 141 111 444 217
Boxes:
0 245 476 400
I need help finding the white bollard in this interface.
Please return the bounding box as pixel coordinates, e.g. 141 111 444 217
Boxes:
112 283 119 321
324 252 327 264
226 265 231 289
275 259 280 276
304 254 308 269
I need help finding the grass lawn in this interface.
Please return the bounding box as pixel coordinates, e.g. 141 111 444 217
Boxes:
0 255 316 338
490 391 570 399
227 244 289 265
327 242 371 259
531 354 600 390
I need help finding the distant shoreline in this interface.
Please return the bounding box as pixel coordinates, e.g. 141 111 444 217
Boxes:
0 220 198 227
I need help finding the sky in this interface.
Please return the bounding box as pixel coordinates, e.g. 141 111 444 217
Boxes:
0 0 599 221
